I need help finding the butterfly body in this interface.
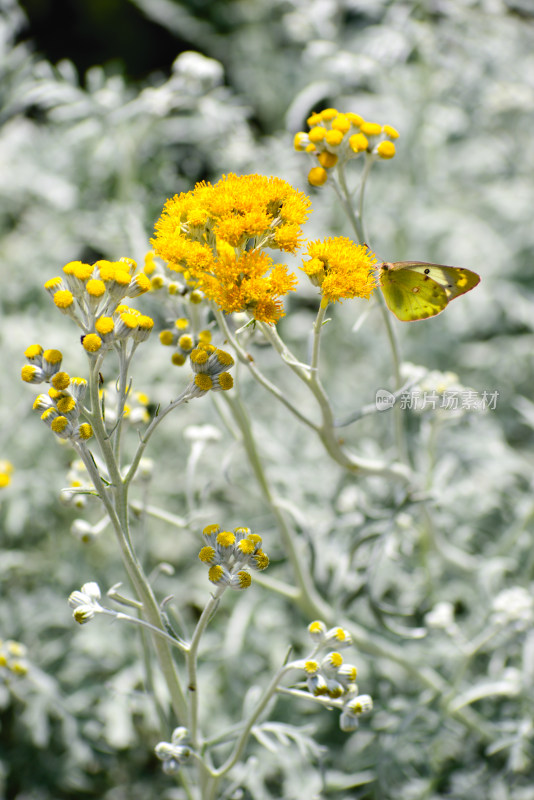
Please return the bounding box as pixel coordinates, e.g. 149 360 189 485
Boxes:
379 261 480 322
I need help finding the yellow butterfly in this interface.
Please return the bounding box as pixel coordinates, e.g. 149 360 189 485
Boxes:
379 261 480 322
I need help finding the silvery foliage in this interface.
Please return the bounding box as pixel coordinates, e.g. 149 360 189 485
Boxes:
2 0 534 797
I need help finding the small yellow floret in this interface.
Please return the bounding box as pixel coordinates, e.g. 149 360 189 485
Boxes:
305 143 316 153
56 396 76 414
253 550 269 570
328 651 344 667
306 112 322 127
96 261 117 281
309 620 326 635
150 275 164 290
86 279 106 297
72 263 93 281
360 121 382 136
198 545 216 564
24 344 43 359
346 112 364 127
215 349 234 367
51 372 70 390
308 126 326 143
236 571 252 589
320 108 338 121
190 349 209 365
43 349 62 364
332 627 349 642
120 257 137 273
171 353 186 366
217 530 236 548
318 151 338 168
383 124 400 139
377 140 396 159
114 270 132 286
53 290 74 309
175 318 189 330
82 334 103 353
120 313 139 330
294 132 308 151
78 423 93 440
194 374 213 391
237 538 255 555
331 114 351 134
189 290 203 304
218 372 234 391
349 133 369 153
44 277 62 291
20 365 39 382
137 315 154 331
203 523 220 536
144 261 156 276
308 167 328 187
130 273 151 294
159 330 174 346
304 660 319 674
95 316 114 336
178 334 193 351
51 416 69 433
325 129 344 147
208 564 225 583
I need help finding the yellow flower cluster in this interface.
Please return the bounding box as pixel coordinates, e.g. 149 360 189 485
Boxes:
44 258 153 349
294 108 399 186
187 344 234 398
144 251 204 301
20 345 93 442
198 523 269 590
301 238 377 305
99 384 151 426
0 638 28 677
159 317 213 367
152 174 311 323
0 460 13 489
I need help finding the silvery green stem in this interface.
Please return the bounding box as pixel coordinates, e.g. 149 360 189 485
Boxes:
76 359 190 726
222 390 331 621
212 664 294 781
186 586 226 749
213 306 317 430
258 322 411 482
336 159 409 466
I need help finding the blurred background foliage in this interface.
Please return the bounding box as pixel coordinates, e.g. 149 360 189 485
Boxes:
2 0 534 798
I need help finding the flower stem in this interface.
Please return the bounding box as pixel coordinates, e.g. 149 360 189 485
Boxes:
186 586 225 748
222 390 331 620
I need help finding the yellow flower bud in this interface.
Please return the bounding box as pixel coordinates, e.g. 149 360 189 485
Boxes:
308 167 328 187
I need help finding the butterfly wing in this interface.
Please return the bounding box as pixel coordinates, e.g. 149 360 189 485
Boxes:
380 263 448 322
380 261 480 321
389 262 480 301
